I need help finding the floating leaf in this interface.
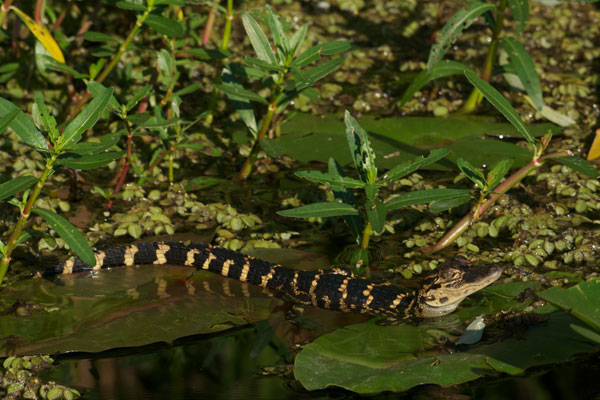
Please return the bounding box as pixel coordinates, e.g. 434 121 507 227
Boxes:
10 6 65 63
552 156 599 178
385 189 472 211
0 176 38 201
464 69 535 146
277 202 359 218
241 12 276 65
501 37 542 110
32 208 96 267
539 280 600 333
427 2 495 70
57 151 125 170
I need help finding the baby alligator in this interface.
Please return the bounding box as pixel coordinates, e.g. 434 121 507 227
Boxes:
39 241 502 318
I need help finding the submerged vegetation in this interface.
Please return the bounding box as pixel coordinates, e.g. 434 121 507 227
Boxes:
0 0 599 398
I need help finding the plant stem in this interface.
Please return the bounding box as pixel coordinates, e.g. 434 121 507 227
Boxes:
460 0 507 114
428 150 571 254
0 153 57 284
360 221 372 250
237 103 275 180
67 6 153 120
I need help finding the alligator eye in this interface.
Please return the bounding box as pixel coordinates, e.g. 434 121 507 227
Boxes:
441 269 455 279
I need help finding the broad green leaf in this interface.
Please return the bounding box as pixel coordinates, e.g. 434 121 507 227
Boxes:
115 1 146 10
464 69 535 146
292 40 351 68
0 176 38 201
295 57 345 90
507 0 529 35
328 158 363 243
427 2 495 70
61 86 114 149
10 6 65 63
32 208 96 267
486 159 514 193
500 37 542 110
429 194 472 213
384 148 451 183
539 280 600 333
345 111 377 184
0 97 48 150
385 189 472 211
552 156 599 178
277 202 359 218
87 81 121 111
144 14 184 37
457 158 486 190
68 132 122 155
0 108 19 135
366 199 386 234
126 84 153 111
241 12 276 65
400 61 475 107
57 151 125 170
295 170 365 188
217 82 268 105
83 31 119 43
266 5 290 55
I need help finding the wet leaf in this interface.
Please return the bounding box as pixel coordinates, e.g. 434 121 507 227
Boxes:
0 176 38 201
385 189 471 211
427 2 495 70
501 37 542 110
277 202 359 218
32 208 95 267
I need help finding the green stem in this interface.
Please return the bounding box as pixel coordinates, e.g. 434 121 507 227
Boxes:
67 6 153 120
459 0 507 114
237 103 275 180
360 221 372 250
0 153 57 284
428 150 571 254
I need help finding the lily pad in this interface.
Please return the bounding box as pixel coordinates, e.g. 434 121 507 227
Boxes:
277 113 559 169
538 279 600 332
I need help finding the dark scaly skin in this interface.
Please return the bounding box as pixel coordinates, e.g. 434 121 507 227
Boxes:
39 242 503 318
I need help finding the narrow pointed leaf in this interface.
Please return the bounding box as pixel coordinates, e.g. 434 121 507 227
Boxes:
429 194 472 213
501 37 542 110
277 202 359 218
486 159 514 193
507 0 529 35
464 69 535 146
61 86 114 149
0 108 19 135
87 81 121 111
144 14 183 37
457 158 486 190
69 132 122 155
217 82 268 104
266 6 289 55
427 2 495 70
295 57 345 90
292 40 351 68
83 31 120 43
384 148 451 183
115 1 146 10
0 176 38 201
0 98 48 150
385 189 472 211
32 208 96 267
552 156 599 178
345 111 377 184
57 151 125 170
289 24 308 58
126 84 153 111
367 199 386 234
328 158 363 243
241 12 276 64
295 170 365 188
11 6 65 63
221 70 258 137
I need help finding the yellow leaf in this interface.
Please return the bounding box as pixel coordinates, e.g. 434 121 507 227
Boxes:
10 6 65 64
587 129 600 161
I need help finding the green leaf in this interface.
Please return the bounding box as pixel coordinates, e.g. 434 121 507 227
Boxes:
115 1 146 10
0 176 38 201
328 158 363 243
295 170 366 188
500 37 542 110
427 1 496 70
217 82 269 105
507 0 529 35
539 280 600 333
87 81 121 111
185 176 224 191
345 111 377 184
385 189 472 211
245 57 286 72
61 86 114 149
0 97 48 150
33 93 59 140
295 57 345 90
457 158 486 190
220 69 258 137
384 148 451 183
400 61 475 107
289 24 308 59
32 208 96 267
42 56 89 78
83 31 119 43
174 83 201 97
178 143 222 157
366 199 386 234
486 159 514 193
429 194 472 213
57 151 125 170
68 132 122 155
292 40 351 68
0 107 19 135
464 69 535 146
241 11 276 65
277 202 359 218
126 84 153 111
552 156 600 178
143 14 184 37
180 48 232 60
266 5 290 55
